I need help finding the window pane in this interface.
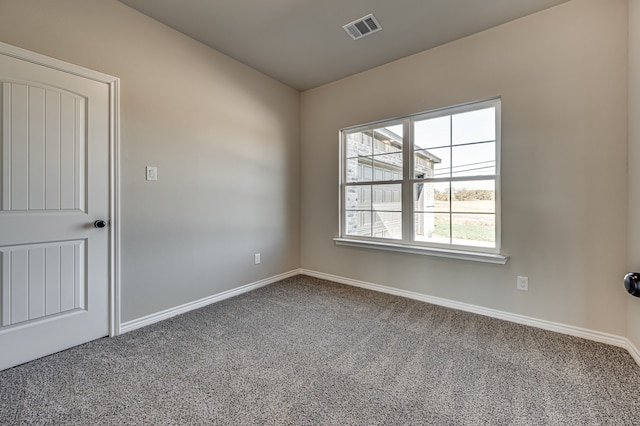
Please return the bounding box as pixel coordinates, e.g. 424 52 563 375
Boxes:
451 181 495 213
347 124 403 183
346 157 375 183
417 147 450 179
414 182 449 213
414 212 450 243
345 185 371 210
451 142 495 178
414 149 442 179
372 184 401 211
414 115 450 149
451 213 495 247
373 212 402 239
373 153 402 180
346 130 373 157
452 107 495 145
373 127 402 154
346 158 358 183
345 211 372 237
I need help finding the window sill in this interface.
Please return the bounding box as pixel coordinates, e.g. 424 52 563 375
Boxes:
333 238 509 264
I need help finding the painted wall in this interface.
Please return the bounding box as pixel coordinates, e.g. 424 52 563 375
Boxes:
301 0 629 335
0 0 632 341
628 0 640 348
0 0 301 322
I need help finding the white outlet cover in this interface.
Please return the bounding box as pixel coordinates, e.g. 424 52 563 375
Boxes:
516 276 529 291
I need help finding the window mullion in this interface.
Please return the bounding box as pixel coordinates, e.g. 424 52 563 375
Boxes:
339 131 346 238
402 118 413 242
449 115 453 245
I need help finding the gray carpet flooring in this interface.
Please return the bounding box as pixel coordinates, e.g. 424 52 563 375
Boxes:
1 275 640 425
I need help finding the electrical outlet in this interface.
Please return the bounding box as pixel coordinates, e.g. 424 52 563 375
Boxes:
516 276 529 291
254 253 261 265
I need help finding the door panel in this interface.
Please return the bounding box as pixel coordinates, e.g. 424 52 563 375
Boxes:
0 49 110 371
1 240 85 327
3 81 86 213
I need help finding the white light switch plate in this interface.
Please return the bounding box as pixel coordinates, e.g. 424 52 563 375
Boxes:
146 166 157 181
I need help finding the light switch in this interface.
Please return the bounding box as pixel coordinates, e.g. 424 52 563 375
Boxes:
146 166 157 181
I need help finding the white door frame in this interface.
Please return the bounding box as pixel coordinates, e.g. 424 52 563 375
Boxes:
0 41 122 337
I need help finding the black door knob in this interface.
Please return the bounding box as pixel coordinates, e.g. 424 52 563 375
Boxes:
624 272 640 297
93 220 107 229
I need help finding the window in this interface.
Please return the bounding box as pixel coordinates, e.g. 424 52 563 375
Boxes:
337 98 506 263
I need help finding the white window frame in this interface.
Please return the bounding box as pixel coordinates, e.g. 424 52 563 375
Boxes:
335 98 508 264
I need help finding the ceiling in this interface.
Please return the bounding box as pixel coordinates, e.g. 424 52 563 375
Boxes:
118 0 571 91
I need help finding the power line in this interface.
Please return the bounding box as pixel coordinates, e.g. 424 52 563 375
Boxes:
432 165 494 177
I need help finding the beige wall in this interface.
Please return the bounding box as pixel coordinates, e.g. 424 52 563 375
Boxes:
0 0 633 341
0 0 301 322
301 0 629 335
628 0 640 348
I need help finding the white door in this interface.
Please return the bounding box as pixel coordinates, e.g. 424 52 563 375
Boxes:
0 48 112 370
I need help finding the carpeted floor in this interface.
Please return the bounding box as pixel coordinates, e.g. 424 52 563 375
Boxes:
1 275 640 425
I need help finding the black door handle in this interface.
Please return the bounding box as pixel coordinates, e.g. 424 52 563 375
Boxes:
93 220 107 229
624 272 640 297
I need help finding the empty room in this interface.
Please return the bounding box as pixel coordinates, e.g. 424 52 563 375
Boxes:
1 0 640 423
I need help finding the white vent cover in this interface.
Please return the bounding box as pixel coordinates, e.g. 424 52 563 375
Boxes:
343 14 382 40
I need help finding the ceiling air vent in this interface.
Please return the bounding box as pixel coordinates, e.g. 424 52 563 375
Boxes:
343 13 382 40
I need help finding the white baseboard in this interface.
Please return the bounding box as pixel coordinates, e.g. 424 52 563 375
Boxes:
625 339 640 366
118 267 640 367
119 269 301 334
300 269 634 355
